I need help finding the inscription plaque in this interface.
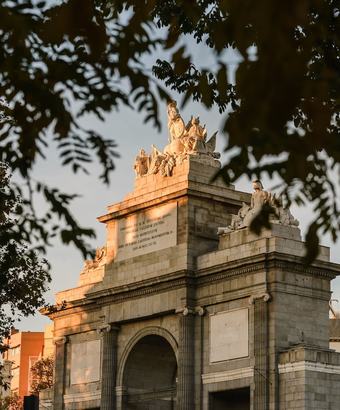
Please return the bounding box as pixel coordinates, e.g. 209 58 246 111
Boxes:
210 308 249 363
70 340 101 385
115 202 177 261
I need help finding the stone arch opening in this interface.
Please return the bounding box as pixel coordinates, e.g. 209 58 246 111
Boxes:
122 334 177 409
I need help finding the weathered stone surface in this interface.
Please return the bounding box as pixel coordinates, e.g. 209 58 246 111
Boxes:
70 340 101 385
210 309 249 363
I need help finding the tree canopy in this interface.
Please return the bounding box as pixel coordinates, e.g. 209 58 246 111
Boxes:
0 163 49 337
30 356 54 395
0 0 339 268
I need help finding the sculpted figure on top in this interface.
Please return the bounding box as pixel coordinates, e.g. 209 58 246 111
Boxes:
134 100 220 178
82 246 107 272
167 100 186 142
218 180 299 234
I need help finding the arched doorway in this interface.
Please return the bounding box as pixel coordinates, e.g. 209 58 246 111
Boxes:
122 334 177 409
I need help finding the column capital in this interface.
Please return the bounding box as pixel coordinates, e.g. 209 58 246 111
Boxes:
176 306 205 316
195 306 206 316
97 323 119 336
249 292 271 305
53 336 67 345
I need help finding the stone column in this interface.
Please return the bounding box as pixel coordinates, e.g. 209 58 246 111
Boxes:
98 324 119 410
53 336 67 410
251 293 270 410
177 307 195 410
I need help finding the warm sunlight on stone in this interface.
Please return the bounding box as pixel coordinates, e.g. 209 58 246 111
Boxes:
39 102 340 410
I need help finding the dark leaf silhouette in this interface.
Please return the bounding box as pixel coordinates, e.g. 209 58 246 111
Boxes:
0 0 338 283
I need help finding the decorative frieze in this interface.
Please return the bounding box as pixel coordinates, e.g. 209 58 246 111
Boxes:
202 367 254 384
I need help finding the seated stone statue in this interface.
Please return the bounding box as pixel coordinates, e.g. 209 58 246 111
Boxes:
242 180 270 227
217 180 299 235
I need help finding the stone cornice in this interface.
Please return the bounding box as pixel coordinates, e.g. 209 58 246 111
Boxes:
43 298 100 320
197 260 266 286
98 190 188 222
266 254 339 279
196 251 338 283
46 251 338 318
98 184 245 223
268 282 330 301
278 361 340 375
86 269 195 305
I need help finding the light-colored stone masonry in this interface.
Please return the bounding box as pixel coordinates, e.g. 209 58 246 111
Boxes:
46 155 340 410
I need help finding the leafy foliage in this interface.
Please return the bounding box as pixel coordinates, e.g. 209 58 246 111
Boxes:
0 163 50 338
0 0 169 258
30 356 54 395
0 393 22 410
0 0 339 262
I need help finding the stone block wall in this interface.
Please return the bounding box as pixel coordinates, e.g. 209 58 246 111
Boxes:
279 346 340 410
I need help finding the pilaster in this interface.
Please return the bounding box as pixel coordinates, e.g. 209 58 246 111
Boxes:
251 293 271 410
53 336 67 410
177 307 196 410
98 324 119 410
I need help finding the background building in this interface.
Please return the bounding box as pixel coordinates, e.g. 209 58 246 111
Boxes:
1 324 54 403
3 330 44 398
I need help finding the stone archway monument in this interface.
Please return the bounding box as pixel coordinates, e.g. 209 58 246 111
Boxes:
46 102 340 410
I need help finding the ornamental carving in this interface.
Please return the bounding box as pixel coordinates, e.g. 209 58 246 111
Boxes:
218 180 299 234
134 100 220 178
82 246 106 272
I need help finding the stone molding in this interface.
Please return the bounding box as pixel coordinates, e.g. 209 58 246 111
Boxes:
63 391 101 404
87 270 193 303
271 282 330 301
98 182 243 223
197 253 337 282
197 259 265 280
202 367 254 384
278 361 340 375
50 252 337 321
115 386 127 396
273 258 337 279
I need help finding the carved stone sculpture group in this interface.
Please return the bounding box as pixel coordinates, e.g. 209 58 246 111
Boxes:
218 180 299 234
83 246 106 272
134 100 220 178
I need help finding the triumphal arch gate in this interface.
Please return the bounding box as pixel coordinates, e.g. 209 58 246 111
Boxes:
47 102 340 410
